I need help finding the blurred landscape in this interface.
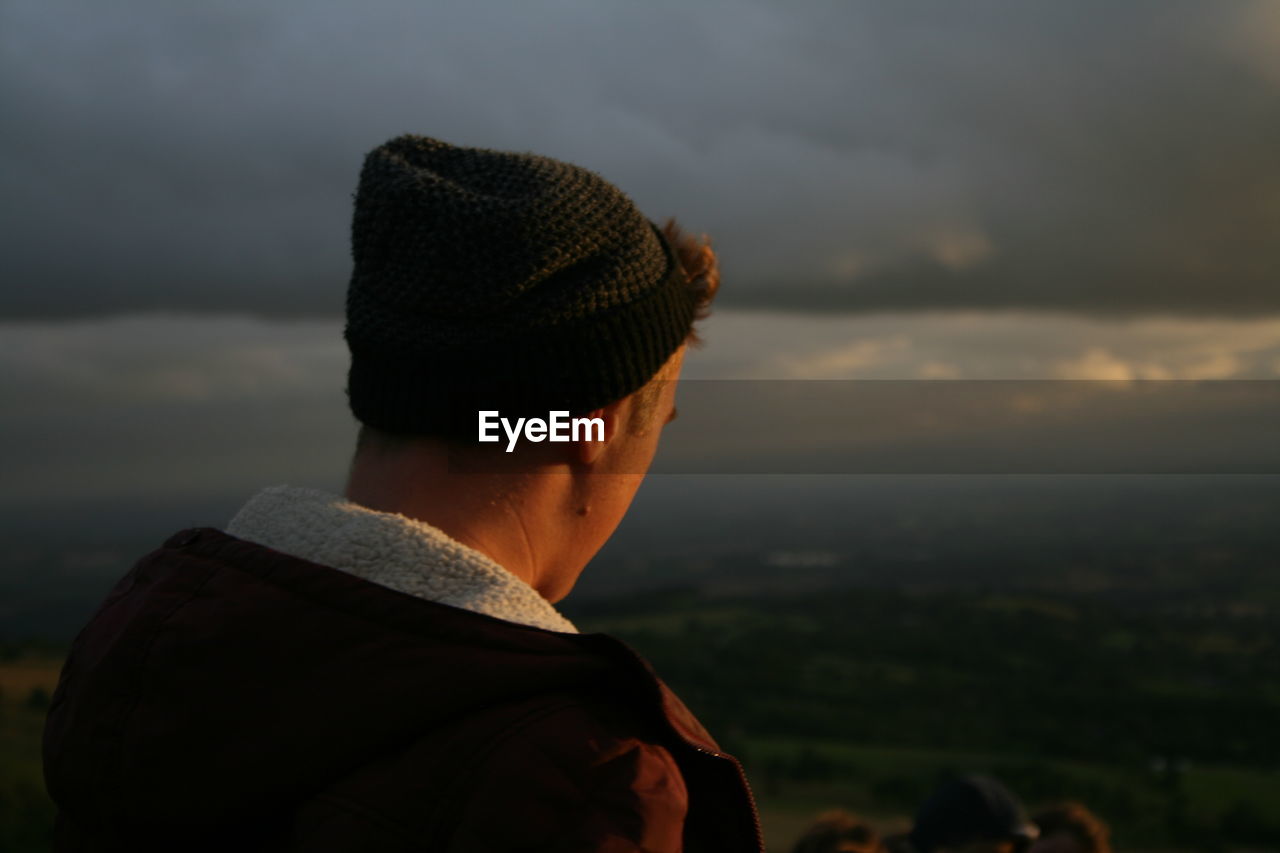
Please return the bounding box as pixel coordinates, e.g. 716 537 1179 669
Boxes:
4 475 1278 851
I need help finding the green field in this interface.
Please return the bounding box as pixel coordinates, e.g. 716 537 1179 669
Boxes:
0 656 59 853
7 577 1280 852
571 585 1280 852
738 736 1280 852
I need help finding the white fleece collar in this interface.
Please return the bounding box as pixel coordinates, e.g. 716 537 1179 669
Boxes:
224 485 578 634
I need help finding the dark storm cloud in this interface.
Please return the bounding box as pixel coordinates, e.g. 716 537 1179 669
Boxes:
1 0 1277 319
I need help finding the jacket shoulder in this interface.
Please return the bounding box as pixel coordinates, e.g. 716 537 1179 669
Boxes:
450 696 688 851
301 689 689 852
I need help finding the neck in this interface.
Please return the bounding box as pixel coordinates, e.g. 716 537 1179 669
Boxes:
342 444 586 603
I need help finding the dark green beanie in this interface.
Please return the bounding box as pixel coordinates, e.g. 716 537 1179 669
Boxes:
343 134 695 437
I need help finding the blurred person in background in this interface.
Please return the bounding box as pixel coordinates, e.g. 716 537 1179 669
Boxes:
42 135 762 851
791 808 883 853
1029 803 1112 853
904 775 1039 853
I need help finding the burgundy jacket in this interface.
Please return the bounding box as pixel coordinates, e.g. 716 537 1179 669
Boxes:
42 527 763 852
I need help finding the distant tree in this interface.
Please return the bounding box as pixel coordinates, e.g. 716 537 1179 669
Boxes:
794 746 833 782
870 775 925 810
1219 799 1280 845
762 755 787 798
25 687 50 710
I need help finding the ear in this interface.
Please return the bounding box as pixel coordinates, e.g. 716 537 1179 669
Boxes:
571 400 622 465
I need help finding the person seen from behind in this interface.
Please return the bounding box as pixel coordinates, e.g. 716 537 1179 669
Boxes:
1029 802 1112 853
905 774 1039 853
42 135 762 852
791 808 882 853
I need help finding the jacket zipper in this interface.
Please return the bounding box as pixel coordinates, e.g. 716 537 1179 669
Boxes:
592 634 767 853
686 740 767 853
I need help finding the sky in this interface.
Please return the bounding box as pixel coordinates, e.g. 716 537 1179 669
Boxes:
2 0 1279 512
3 0 1279 318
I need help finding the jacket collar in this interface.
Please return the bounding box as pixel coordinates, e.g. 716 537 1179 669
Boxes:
225 484 578 634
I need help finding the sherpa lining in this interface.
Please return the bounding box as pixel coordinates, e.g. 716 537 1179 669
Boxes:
224 485 578 634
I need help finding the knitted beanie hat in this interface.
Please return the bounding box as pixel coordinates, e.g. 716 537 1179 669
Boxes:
343 134 696 437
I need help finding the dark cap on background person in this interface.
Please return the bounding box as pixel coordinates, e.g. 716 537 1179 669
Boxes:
909 774 1039 853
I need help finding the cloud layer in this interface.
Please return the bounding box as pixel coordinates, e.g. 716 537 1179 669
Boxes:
2 0 1278 318
3 310 1279 503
